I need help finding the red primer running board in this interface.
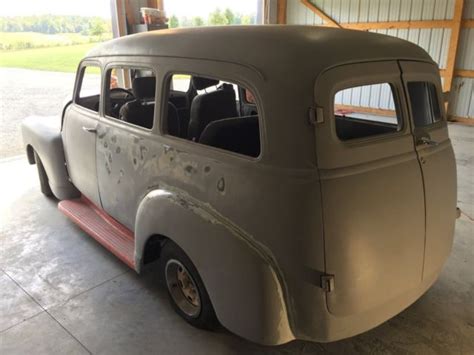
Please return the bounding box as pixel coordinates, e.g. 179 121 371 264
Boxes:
58 196 136 269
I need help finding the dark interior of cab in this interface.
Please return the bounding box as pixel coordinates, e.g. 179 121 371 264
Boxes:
335 115 399 140
103 75 261 157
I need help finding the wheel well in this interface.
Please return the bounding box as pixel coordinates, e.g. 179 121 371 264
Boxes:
26 145 35 164
142 234 169 265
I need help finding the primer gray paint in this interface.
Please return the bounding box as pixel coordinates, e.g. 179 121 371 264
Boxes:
21 26 457 345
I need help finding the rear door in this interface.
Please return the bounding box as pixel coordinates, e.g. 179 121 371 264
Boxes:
400 61 457 279
314 61 425 316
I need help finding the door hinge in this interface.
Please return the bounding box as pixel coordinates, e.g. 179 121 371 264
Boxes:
308 106 324 125
321 274 335 292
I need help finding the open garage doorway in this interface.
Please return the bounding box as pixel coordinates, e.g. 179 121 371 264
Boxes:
0 0 111 160
165 0 263 28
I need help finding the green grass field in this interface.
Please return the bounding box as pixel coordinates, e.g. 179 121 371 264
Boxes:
0 43 97 72
0 32 110 50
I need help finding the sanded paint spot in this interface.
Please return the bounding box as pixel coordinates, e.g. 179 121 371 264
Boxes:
217 177 225 193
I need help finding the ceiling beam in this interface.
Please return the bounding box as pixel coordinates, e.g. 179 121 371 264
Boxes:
344 20 452 30
462 19 474 28
300 0 342 28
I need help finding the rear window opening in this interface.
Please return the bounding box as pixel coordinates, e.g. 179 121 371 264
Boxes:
334 83 401 141
407 82 442 127
165 74 261 158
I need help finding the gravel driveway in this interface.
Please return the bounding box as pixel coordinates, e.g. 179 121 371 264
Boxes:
0 68 76 159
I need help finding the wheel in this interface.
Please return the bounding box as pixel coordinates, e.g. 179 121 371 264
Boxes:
160 241 219 330
33 151 53 197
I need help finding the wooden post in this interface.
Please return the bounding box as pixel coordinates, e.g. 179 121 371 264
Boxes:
124 0 137 27
147 0 164 10
114 0 128 37
277 0 287 24
444 0 465 94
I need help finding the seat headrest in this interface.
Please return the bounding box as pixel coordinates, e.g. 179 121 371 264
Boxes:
132 77 156 100
192 77 219 90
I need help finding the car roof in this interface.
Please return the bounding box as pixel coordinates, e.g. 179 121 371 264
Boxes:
86 25 434 77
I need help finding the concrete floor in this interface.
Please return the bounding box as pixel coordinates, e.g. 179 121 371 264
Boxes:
0 68 98 159
0 124 473 355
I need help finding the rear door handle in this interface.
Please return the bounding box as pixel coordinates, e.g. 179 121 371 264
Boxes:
417 136 438 147
82 126 97 133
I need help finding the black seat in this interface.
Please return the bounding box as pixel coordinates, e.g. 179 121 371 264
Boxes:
119 77 156 129
167 102 180 137
199 116 260 157
187 77 238 141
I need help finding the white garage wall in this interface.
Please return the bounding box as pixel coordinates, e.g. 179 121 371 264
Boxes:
285 0 473 119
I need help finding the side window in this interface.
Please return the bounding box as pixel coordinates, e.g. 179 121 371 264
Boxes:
407 82 442 127
76 65 101 112
334 83 401 141
105 66 156 130
165 74 261 158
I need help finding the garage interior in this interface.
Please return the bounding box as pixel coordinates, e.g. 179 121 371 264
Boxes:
0 0 473 354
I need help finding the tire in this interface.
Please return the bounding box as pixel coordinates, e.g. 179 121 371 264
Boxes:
33 151 53 197
160 241 219 330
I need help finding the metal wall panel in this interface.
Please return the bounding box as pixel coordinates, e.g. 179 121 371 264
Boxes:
463 0 474 19
450 1 473 118
293 0 455 23
456 29 474 70
450 77 474 118
286 0 472 119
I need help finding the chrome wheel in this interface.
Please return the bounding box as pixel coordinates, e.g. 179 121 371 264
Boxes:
165 259 201 318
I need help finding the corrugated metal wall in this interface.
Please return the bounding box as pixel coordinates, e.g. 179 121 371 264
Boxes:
286 0 473 119
452 1 473 118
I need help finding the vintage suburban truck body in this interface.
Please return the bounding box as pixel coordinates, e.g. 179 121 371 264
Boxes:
22 26 457 345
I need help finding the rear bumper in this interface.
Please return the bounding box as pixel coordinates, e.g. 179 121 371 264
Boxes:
295 267 441 343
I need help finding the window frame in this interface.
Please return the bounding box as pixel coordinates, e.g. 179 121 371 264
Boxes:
102 63 158 132
73 60 102 115
161 70 264 161
331 80 405 144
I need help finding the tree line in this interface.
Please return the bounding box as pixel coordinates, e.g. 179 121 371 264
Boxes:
0 15 111 36
169 8 257 28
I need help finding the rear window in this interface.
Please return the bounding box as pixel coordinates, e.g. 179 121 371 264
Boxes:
334 83 401 141
407 82 442 127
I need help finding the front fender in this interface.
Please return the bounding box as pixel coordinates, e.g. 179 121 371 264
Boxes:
21 115 79 200
134 187 294 345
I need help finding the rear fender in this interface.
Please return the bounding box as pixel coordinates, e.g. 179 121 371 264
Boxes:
134 186 294 345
